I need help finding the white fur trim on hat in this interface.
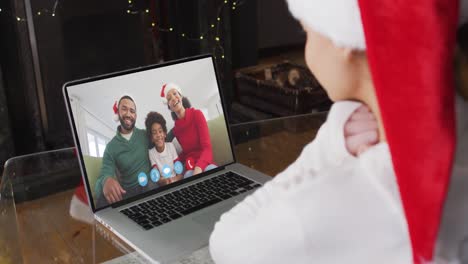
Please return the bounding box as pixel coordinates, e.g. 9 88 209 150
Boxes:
286 0 468 51
286 0 366 50
160 83 182 105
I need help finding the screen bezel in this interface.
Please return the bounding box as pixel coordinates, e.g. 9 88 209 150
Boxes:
62 54 237 213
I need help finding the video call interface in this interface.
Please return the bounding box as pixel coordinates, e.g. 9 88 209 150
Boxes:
67 57 234 209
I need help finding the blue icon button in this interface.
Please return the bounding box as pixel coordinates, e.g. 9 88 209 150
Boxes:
150 168 160 182
174 161 184 175
162 164 172 178
138 172 148 187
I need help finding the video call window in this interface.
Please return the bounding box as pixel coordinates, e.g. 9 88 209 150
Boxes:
66 57 234 209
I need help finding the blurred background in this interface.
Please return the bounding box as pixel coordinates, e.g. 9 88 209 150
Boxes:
0 0 332 170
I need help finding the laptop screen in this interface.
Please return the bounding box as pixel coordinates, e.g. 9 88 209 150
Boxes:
64 56 235 211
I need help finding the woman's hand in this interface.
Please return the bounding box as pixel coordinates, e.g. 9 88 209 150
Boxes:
193 166 203 175
344 105 379 156
158 174 184 186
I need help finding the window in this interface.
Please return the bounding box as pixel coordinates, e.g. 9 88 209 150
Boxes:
87 130 109 157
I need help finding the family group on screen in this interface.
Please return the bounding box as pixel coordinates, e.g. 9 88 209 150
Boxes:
94 83 217 208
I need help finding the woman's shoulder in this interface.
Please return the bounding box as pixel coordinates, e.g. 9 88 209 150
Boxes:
188 108 206 121
186 107 201 115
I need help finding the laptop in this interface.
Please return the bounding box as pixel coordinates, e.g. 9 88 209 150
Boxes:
63 55 271 263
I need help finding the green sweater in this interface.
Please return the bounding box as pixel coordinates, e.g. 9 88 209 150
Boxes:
95 127 151 199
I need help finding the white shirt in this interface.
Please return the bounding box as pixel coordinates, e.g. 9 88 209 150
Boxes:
209 101 413 264
120 130 133 141
148 142 179 177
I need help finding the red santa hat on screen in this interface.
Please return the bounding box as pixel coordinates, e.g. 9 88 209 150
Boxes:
112 95 137 122
287 0 467 262
160 83 182 105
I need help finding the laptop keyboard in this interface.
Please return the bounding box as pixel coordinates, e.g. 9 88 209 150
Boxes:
120 171 261 230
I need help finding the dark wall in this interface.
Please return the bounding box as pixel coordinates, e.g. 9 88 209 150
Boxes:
230 0 258 69
0 65 15 169
0 0 46 156
257 0 305 50
1 0 234 156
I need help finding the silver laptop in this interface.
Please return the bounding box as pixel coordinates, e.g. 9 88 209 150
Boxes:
63 55 271 263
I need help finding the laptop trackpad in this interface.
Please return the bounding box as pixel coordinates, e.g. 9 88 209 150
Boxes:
191 201 235 232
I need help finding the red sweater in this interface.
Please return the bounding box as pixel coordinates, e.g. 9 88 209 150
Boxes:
174 108 214 171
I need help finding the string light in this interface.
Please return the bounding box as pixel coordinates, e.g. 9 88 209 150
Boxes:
3 0 244 63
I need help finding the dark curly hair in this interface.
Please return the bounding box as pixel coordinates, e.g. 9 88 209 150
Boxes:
145 111 167 148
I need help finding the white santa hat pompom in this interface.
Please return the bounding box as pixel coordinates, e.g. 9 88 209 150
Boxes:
160 83 182 105
286 0 366 50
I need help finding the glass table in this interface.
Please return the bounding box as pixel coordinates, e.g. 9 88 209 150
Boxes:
0 113 326 264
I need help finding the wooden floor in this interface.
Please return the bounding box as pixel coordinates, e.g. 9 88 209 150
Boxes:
14 190 127 264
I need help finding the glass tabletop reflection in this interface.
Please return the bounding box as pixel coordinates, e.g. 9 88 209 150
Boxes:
0 112 326 264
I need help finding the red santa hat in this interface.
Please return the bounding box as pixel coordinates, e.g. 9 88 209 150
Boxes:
160 83 182 105
287 0 465 262
112 95 137 122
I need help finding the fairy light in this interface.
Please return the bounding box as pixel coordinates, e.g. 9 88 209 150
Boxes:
6 0 233 62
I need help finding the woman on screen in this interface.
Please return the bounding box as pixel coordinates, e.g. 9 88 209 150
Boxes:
161 83 217 177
